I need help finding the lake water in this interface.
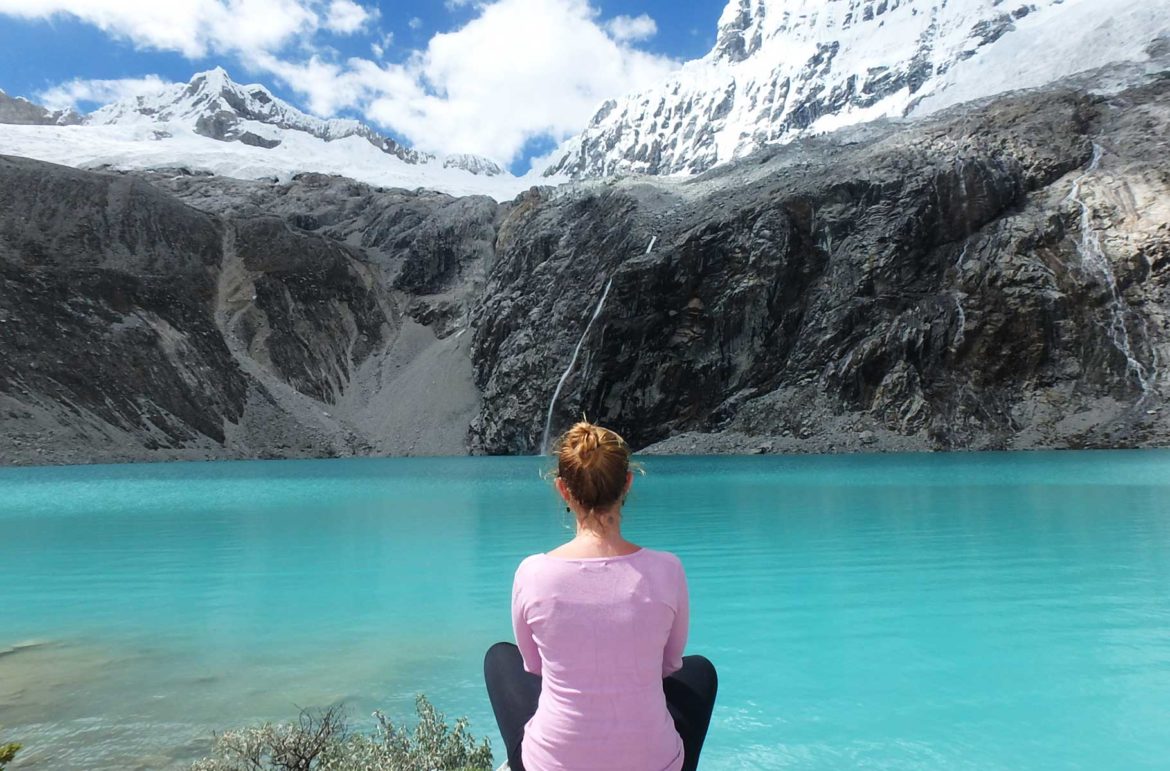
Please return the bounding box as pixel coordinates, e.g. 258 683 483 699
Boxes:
1 451 1169 770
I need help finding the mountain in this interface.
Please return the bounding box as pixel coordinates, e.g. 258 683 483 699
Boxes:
0 88 82 126
4 71 1170 464
90 67 507 176
0 69 517 199
544 0 1170 178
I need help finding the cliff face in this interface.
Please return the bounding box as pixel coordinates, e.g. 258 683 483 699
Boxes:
471 80 1170 454
2 76 1169 464
0 161 493 464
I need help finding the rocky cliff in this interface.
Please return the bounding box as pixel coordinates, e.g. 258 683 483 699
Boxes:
2 74 1169 464
0 161 493 464
475 77 1170 454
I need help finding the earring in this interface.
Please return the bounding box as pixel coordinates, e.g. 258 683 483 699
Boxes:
565 506 571 513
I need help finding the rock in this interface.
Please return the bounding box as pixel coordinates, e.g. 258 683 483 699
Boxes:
470 79 1170 455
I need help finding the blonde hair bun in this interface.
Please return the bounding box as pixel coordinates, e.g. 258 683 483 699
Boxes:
555 421 630 510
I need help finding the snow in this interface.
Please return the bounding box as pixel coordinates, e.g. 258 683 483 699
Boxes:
90 67 366 144
912 0 1170 116
0 122 539 201
0 68 534 200
544 0 1170 177
4 0 1166 192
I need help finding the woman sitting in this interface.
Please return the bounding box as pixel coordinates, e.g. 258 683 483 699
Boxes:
485 421 717 771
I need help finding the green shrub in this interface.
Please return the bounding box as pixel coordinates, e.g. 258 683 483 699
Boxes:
192 695 493 771
0 730 20 771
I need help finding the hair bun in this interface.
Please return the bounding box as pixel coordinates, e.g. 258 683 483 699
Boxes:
555 421 631 511
579 426 600 457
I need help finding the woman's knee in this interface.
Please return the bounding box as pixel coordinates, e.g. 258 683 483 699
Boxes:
681 655 718 692
485 640 519 665
484 641 522 684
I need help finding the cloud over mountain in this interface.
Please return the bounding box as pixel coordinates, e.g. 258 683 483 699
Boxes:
4 0 677 169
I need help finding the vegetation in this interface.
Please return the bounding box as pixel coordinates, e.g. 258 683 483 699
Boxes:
191 695 494 771
0 728 20 771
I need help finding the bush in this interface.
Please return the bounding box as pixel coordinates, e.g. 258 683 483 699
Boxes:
0 730 20 771
192 695 493 771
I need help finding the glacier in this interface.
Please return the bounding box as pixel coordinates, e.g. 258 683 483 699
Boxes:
544 0 1170 178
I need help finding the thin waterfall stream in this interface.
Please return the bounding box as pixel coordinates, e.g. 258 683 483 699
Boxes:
540 236 657 454
1064 142 1152 393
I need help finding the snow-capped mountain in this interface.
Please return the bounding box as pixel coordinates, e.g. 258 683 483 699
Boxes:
0 68 518 199
90 68 505 176
545 0 1170 178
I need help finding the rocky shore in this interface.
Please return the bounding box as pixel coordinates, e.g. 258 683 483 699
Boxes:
2 73 1170 465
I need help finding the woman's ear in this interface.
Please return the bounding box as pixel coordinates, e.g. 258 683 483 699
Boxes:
624 470 634 494
555 476 570 502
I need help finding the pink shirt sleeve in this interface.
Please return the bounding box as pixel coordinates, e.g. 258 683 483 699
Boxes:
512 561 542 675
662 556 690 677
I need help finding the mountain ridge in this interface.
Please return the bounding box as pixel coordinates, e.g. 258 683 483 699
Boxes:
0 88 83 126
88 67 505 175
544 0 1170 179
0 68 527 200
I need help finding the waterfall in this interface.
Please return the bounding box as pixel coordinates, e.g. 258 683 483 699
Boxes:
540 236 657 454
1064 143 1151 393
951 293 967 353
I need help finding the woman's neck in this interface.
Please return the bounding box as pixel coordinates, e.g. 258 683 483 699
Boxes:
569 510 635 552
574 523 622 543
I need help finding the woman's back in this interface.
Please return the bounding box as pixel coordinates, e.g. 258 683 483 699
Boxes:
512 547 689 771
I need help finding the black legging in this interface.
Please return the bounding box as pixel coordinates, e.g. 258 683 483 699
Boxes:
484 642 717 771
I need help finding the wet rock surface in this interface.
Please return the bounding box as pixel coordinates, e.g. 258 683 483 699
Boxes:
2 74 1170 464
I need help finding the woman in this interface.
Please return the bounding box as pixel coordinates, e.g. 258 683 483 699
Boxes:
484 421 717 771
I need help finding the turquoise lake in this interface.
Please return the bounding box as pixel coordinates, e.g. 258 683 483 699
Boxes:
2 451 1169 770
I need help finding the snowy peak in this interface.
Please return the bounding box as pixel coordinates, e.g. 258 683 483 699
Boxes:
442 153 506 177
0 89 82 126
712 0 768 63
546 0 1170 178
91 68 432 165
87 68 506 175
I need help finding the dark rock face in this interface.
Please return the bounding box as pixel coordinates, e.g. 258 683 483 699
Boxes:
0 265 247 447
0 157 223 293
471 82 1170 454
230 217 390 403
0 156 246 456
0 157 410 464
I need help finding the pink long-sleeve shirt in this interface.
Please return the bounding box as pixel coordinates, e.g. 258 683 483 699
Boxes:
511 547 690 771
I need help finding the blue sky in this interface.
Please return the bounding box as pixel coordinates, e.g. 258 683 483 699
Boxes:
0 0 726 173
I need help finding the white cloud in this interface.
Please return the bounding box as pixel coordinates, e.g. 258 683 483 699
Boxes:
324 0 374 35
37 74 173 111
408 16 423 29
370 30 393 58
2 0 679 169
605 13 656 43
265 0 678 167
0 0 317 58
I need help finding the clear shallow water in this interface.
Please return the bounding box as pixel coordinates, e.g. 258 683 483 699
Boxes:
2 451 1170 770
